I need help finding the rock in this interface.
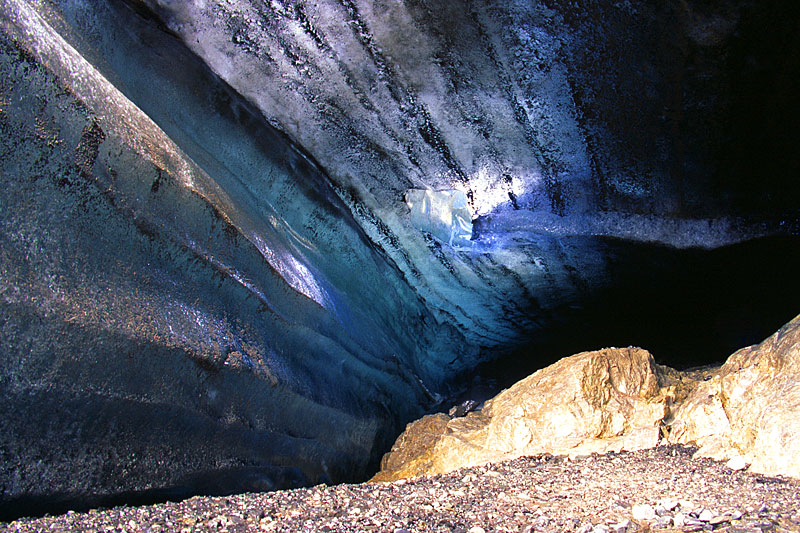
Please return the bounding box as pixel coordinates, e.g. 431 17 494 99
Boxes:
467 527 486 533
668 314 800 478
375 348 691 479
725 456 748 471
633 504 657 521
678 500 695 512
370 414 452 482
656 516 674 528
709 514 732 525
658 499 679 511
375 315 800 482
697 509 714 522
613 519 633 532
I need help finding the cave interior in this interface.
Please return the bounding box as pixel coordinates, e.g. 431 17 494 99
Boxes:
0 0 799 520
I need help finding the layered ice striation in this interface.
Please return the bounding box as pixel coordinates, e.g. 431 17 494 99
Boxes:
0 0 468 517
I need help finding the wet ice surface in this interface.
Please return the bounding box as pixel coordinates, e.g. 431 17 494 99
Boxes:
4 446 800 532
405 189 473 249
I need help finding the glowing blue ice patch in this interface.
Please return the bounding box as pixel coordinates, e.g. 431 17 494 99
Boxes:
405 189 473 248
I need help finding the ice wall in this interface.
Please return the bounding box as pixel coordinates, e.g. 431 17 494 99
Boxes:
130 0 799 350
0 0 467 516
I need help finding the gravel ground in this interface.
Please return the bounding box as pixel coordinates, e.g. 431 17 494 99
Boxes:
2 445 799 532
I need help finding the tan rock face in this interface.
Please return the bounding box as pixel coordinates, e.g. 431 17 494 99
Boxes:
667 314 800 478
373 314 800 482
374 347 691 481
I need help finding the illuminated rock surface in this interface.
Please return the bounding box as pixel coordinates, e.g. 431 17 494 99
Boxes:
669 314 800 478
374 315 800 481
373 347 695 481
1 0 799 519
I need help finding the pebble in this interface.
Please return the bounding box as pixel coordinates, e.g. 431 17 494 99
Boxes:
632 504 656 520
656 516 673 528
610 519 631 533
697 508 715 521
4 446 797 533
658 498 679 511
726 456 748 471
709 514 731 525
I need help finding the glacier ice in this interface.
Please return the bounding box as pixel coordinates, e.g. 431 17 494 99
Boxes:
404 189 473 249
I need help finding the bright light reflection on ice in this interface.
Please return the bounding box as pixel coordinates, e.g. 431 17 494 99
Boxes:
405 189 473 248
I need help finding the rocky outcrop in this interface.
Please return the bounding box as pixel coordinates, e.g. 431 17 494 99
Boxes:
373 347 701 480
375 315 800 481
667 314 800 478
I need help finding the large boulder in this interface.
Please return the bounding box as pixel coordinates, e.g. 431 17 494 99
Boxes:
667 314 800 478
374 316 800 482
373 347 698 481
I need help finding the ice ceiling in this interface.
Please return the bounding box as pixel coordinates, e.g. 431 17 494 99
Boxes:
1 0 799 517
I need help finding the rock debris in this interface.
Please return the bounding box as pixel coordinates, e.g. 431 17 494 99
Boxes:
3 445 799 532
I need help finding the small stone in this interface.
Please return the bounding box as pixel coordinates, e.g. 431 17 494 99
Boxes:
577 524 594 533
633 504 657 521
394 529 411 533
657 516 674 528
709 514 732 526
659 499 679 512
674 513 686 527
467 527 486 533
679 500 696 512
698 509 715 522
654 505 671 517
592 525 610 533
613 499 632 510
611 519 631 533
726 456 748 471
682 526 703 533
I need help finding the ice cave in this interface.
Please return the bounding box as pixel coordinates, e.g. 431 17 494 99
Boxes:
1 0 799 520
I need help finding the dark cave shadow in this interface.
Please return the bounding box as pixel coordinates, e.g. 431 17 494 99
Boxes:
456 234 800 394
